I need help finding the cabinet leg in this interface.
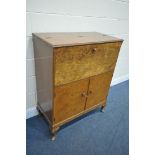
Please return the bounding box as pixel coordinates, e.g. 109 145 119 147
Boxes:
51 133 56 141
101 106 106 113
51 127 60 141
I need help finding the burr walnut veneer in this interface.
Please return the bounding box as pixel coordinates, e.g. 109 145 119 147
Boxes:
32 32 123 140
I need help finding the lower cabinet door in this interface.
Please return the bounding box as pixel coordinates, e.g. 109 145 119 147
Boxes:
86 71 113 109
53 78 89 124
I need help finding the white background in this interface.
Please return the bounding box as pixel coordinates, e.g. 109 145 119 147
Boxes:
0 0 155 155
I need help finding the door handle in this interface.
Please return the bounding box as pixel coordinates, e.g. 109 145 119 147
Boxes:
81 91 92 98
81 92 88 98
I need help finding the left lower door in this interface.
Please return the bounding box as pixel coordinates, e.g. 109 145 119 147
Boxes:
53 78 89 124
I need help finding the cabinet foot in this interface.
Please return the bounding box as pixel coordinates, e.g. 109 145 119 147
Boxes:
50 126 60 141
51 134 56 141
101 106 106 113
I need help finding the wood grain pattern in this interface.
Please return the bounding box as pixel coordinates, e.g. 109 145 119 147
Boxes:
53 71 113 126
54 42 122 86
54 45 90 86
53 78 89 124
86 71 113 109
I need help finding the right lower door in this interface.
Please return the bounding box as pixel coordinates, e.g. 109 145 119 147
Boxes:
86 71 113 109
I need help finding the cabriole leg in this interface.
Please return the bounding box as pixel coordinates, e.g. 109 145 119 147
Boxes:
101 105 106 113
51 133 56 141
51 127 60 141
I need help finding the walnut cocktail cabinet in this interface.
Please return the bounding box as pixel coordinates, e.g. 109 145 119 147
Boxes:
32 32 123 140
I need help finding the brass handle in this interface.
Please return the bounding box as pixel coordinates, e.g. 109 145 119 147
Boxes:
81 92 88 98
91 48 97 54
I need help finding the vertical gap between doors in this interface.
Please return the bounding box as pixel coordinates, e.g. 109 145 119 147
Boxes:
84 78 90 110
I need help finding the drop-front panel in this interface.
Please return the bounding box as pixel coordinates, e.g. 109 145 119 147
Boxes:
54 42 121 86
32 32 123 140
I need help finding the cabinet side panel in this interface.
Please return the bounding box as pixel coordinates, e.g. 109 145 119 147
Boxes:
33 35 53 122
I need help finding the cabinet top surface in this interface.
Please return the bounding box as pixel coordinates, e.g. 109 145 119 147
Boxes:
33 32 123 47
